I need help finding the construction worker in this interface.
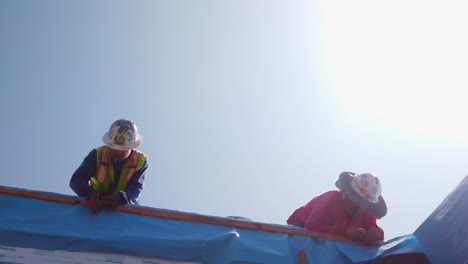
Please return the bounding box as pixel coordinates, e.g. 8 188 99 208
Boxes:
70 119 148 213
287 172 386 244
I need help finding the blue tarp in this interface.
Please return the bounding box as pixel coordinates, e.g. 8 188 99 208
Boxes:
0 188 430 264
414 175 468 264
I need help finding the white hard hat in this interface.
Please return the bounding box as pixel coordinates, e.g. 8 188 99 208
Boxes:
336 172 387 218
102 119 142 150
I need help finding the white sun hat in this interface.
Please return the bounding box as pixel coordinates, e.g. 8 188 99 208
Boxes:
335 172 387 218
102 119 142 151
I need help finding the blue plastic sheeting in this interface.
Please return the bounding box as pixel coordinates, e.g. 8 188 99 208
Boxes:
0 190 426 264
337 234 427 264
414 175 468 264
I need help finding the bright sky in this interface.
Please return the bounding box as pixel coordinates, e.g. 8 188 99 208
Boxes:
1 1 468 240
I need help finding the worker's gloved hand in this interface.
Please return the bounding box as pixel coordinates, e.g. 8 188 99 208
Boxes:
100 193 120 209
88 190 102 213
365 226 382 245
346 226 366 242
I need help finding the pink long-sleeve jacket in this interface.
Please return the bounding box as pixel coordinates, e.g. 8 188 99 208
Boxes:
287 190 384 239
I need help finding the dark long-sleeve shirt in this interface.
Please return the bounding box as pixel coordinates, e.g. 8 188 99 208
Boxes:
70 148 148 204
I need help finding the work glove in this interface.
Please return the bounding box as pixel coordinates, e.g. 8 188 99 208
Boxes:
88 190 102 213
346 226 366 242
100 193 120 209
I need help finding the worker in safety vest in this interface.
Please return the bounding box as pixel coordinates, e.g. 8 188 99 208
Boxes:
70 119 148 213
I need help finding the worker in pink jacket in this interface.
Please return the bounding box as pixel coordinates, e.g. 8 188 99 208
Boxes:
287 172 387 244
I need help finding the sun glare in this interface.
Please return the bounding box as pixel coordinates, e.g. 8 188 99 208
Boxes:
318 1 468 142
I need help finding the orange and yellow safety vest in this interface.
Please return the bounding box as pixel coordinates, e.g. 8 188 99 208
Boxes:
90 146 146 192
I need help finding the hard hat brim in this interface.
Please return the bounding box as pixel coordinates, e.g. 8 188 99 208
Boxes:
102 132 142 151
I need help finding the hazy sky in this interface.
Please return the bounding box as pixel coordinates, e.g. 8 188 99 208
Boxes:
1 0 468 240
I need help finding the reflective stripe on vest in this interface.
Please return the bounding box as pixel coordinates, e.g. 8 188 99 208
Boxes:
90 146 146 192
